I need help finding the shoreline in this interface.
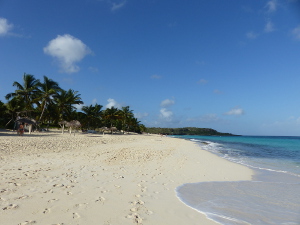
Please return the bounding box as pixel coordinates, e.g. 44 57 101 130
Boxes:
175 135 300 224
0 130 254 225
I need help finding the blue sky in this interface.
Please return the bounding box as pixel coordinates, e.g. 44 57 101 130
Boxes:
1 0 300 135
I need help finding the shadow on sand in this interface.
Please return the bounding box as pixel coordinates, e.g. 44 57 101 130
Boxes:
0 129 60 137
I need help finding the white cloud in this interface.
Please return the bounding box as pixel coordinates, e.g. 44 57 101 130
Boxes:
291 25 300 40
0 18 13 36
44 34 91 73
111 1 126 11
92 98 97 105
89 67 99 73
266 0 277 13
246 31 259 39
213 89 223 94
151 74 162 79
157 98 175 122
135 112 149 119
105 98 122 109
160 108 173 120
160 99 175 107
197 79 208 85
224 107 245 116
75 104 83 111
264 20 275 33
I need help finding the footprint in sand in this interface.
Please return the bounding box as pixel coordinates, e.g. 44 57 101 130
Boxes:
43 208 50 214
48 198 58 203
95 196 106 203
16 195 29 200
0 189 8 193
74 203 88 209
18 220 36 225
127 213 143 224
9 182 21 186
135 215 143 223
131 200 145 206
73 212 80 219
3 203 19 210
136 200 144 205
65 185 74 189
130 207 138 212
146 210 153 215
67 191 72 195
137 184 147 192
44 189 54 193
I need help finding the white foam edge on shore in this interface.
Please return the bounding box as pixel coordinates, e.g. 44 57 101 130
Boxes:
190 138 300 178
174 187 223 225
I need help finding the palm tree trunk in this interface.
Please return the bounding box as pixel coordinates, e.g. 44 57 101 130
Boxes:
39 102 47 122
5 118 13 127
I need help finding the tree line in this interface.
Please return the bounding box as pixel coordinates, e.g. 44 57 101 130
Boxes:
0 73 146 133
146 127 235 136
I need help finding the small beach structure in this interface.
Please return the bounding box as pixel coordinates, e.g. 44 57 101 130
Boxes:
99 127 109 135
58 120 81 135
109 126 118 134
16 117 36 134
99 126 118 135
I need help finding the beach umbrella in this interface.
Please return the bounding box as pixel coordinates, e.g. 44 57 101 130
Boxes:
16 117 36 134
16 118 36 125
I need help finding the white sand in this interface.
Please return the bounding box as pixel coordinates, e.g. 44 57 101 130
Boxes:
0 130 253 225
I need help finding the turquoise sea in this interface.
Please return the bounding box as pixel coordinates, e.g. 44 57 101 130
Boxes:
174 135 300 225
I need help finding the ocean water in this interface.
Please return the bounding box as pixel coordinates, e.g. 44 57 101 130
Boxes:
174 135 300 225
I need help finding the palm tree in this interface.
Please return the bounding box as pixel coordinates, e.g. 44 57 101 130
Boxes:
5 97 25 129
81 104 103 129
139 124 146 133
103 106 120 132
5 73 39 116
0 100 7 127
54 89 83 122
128 117 141 133
120 106 134 134
36 75 61 122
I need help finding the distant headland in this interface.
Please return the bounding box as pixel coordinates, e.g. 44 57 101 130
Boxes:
146 127 237 136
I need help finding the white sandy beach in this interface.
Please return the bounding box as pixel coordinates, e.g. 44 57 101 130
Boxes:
0 130 253 225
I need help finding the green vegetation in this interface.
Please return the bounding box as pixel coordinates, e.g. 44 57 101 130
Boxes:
1 73 145 133
146 127 235 136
